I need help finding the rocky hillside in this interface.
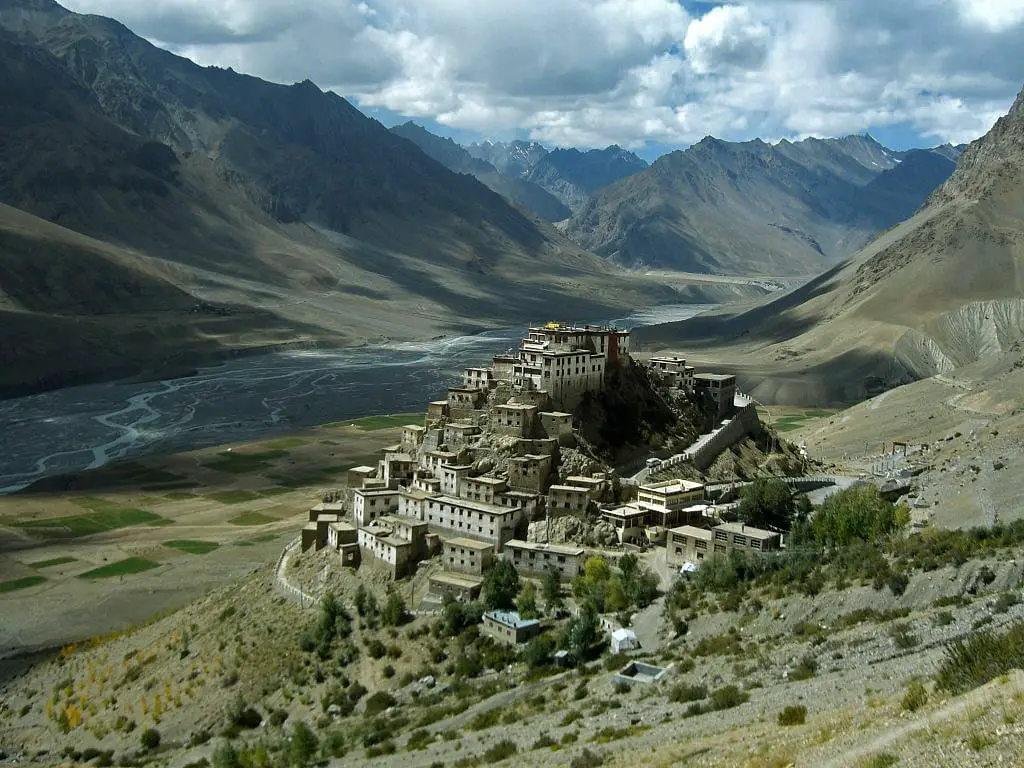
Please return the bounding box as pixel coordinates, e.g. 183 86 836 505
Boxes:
636 85 1024 405
567 135 959 276
390 122 572 222
466 138 549 178
525 146 648 212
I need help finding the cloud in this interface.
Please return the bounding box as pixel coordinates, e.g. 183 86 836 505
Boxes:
61 0 1024 149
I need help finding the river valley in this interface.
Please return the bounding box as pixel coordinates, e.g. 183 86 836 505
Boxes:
0 305 712 494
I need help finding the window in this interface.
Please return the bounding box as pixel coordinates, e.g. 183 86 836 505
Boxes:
714 530 728 542
714 544 726 553
750 539 762 550
675 547 682 555
733 535 747 547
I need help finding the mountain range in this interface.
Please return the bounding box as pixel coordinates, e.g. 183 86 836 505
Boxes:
0 0 681 396
637 85 1024 405
566 135 962 275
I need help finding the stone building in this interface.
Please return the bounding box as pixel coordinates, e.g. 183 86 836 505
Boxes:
482 610 541 645
601 505 648 544
547 484 592 516
442 537 495 576
353 489 399 528
667 522 780 569
491 403 538 437
635 479 705 528
428 572 483 602
461 476 508 505
423 495 521 550
693 373 737 422
508 453 552 492
504 539 585 580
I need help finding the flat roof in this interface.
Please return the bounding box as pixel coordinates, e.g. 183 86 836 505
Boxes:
440 464 474 472
694 373 736 382
381 536 411 548
379 514 426 528
312 502 346 511
639 480 705 494
466 476 507 485
505 539 584 556
603 505 647 519
650 355 685 362
669 525 713 540
430 495 519 515
400 489 432 500
384 452 414 462
539 411 573 418
446 423 480 430
314 513 342 523
715 522 778 540
429 400 448 406
510 453 551 463
426 450 458 457
444 537 495 551
484 610 540 630
347 466 377 475
403 424 425 431
430 572 484 588
354 488 398 497
565 476 604 486
328 522 355 531
549 484 590 493
494 403 538 411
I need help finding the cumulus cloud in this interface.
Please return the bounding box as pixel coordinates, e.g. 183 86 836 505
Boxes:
61 0 1024 149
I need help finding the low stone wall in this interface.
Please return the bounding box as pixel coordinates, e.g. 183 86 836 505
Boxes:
687 404 762 471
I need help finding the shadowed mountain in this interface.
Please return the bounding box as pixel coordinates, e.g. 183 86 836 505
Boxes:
0 0 685 396
636 86 1024 405
566 134 959 276
466 139 549 178
389 122 571 222
526 145 648 212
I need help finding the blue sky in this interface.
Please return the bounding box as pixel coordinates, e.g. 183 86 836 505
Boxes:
66 0 1024 159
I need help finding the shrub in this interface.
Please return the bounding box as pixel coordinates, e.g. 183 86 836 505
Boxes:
668 683 707 703
935 621 1024 694
570 748 605 768
227 694 262 729
789 655 818 681
382 664 396 679
212 744 240 768
994 591 1019 613
366 639 387 659
573 683 589 700
888 623 919 650
864 754 899 768
887 571 910 597
934 611 954 627
321 729 347 758
289 721 319 767
365 741 396 758
363 692 397 717
710 685 749 710
532 733 556 749
406 729 433 751
560 709 582 726
901 681 928 712
778 705 807 726
140 728 161 751
482 740 517 761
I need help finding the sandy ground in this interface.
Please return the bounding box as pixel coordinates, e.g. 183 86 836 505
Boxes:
0 419 409 667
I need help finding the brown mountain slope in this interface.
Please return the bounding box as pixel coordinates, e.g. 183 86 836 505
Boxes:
635 86 1024 406
567 135 957 276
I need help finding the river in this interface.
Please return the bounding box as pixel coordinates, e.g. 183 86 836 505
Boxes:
0 304 712 494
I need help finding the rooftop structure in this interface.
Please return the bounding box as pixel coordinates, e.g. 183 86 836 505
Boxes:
482 610 542 644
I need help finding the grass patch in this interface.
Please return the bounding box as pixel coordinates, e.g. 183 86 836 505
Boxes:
141 481 200 491
202 450 289 475
163 540 220 555
322 413 422 431
262 438 310 450
28 556 76 570
14 508 167 540
248 534 278 543
78 557 160 579
0 575 47 593
234 540 255 547
228 511 276 527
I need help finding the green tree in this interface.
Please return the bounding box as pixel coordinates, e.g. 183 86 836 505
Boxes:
542 566 564 615
813 485 903 547
605 577 629 613
738 478 795 530
482 559 521 610
563 604 602 663
381 591 408 627
289 721 319 767
516 580 538 619
572 556 612 612
213 743 241 768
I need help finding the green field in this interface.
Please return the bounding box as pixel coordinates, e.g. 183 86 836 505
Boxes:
0 575 47 593
258 486 294 498
15 507 169 540
262 437 310 450
202 450 289 475
163 540 220 555
28 556 76 570
228 511 277 527
207 490 263 505
323 413 422 431
772 410 836 433
78 557 160 579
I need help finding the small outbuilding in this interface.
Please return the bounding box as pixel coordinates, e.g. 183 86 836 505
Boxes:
610 627 640 654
